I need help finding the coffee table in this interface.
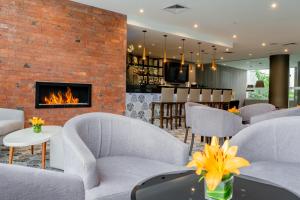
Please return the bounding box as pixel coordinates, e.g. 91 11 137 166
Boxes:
3 126 62 169
131 170 299 200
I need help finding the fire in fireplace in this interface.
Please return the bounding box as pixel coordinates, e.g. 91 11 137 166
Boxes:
35 82 92 108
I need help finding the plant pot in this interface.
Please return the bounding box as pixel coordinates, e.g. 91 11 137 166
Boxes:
205 175 233 200
33 125 42 133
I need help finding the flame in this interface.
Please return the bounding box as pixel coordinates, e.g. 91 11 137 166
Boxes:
44 87 79 105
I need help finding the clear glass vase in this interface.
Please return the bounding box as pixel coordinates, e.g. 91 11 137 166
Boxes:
33 125 42 133
205 175 233 200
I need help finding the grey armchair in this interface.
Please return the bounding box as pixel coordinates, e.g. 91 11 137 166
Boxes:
0 163 84 200
239 103 276 123
0 108 24 144
190 106 243 155
250 106 300 124
63 112 189 200
231 116 300 197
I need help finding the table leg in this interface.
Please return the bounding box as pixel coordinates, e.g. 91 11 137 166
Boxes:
9 147 14 164
41 142 46 169
31 145 34 155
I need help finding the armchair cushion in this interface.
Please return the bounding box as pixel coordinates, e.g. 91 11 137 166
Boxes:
86 156 188 200
0 120 24 136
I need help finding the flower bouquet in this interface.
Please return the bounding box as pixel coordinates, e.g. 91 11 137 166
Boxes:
187 137 250 200
29 117 45 133
227 107 240 115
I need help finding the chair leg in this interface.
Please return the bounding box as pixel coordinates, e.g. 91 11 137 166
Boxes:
184 128 189 143
189 133 195 155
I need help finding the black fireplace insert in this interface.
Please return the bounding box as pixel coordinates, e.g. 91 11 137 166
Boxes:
35 82 92 109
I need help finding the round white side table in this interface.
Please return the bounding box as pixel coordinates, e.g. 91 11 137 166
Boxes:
3 126 62 169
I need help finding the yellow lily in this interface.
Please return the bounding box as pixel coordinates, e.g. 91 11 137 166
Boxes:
29 117 45 126
228 106 240 114
187 136 250 191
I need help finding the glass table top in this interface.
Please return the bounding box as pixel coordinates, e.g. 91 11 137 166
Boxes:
132 170 299 200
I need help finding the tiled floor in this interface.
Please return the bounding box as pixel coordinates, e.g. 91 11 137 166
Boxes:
0 121 202 170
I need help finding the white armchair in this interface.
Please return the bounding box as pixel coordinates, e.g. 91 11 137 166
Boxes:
63 112 189 200
190 106 243 154
0 108 24 144
230 117 300 196
239 103 276 123
0 164 84 200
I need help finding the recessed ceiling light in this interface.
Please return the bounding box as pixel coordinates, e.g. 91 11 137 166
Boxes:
138 44 142 48
261 42 266 47
139 9 144 13
149 51 152 55
249 53 253 56
193 24 198 28
225 48 229 52
220 57 224 60
178 46 182 49
271 3 277 9
233 34 237 39
284 49 288 52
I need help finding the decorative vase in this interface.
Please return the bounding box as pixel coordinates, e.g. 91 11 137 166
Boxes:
205 175 234 200
33 125 42 133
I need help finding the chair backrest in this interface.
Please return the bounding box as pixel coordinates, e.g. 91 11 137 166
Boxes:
161 88 174 102
0 108 24 122
176 88 189 102
191 106 242 137
212 90 222 102
200 89 212 102
250 107 300 124
188 89 201 102
231 116 300 163
239 103 276 123
185 102 206 128
222 90 232 102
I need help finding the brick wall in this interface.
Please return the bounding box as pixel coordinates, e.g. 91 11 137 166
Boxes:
0 0 127 126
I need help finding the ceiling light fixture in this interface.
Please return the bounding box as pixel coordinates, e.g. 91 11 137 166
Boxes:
261 42 266 47
193 24 198 28
138 44 142 49
220 57 224 60
163 35 168 63
225 48 229 52
178 46 182 49
249 53 253 56
181 39 185 65
142 30 147 60
139 9 144 13
271 3 277 9
284 49 288 52
233 34 237 39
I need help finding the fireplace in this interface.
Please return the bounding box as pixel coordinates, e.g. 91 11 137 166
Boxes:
35 82 92 109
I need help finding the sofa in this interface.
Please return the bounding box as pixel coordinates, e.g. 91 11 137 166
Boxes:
63 112 189 200
0 163 84 200
0 108 24 144
249 106 300 124
231 116 300 197
239 103 276 123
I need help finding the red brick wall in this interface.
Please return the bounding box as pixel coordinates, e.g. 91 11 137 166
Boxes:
0 0 127 126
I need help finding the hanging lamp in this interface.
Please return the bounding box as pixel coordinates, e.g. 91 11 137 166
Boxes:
163 35 168 63
211 46 217 71
181 39 185 65
142 30 147 60
197 42 205 71
190 51 194 73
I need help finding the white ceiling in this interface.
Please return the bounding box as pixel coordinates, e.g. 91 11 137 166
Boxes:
72 0 300 69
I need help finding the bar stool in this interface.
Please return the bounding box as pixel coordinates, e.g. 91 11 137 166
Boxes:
175 88 189 129
150 87 174 129
212 89 222 108
200 89 212 106
188 89 201 102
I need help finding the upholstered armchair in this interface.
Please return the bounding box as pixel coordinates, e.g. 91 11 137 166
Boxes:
0 108 24 144
63 113 189 200
231 117 300 196
239 103 276 123
250 106 300 124
190 106 243 154
0 163 84 200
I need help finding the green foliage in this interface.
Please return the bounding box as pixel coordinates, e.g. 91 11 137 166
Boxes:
249 70 269 100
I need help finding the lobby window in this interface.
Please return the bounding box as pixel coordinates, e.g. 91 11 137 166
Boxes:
246 70 269 100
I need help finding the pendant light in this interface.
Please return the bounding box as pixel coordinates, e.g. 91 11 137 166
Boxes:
197 42 204 71
190 51 194 73
142 30 147 60
211 46 217 71
163 35 168 63
181 39 185 65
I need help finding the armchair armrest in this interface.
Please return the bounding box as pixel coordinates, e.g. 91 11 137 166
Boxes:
63 126 99 190
0 164 84 200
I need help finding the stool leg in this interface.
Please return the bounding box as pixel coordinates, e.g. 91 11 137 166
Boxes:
166 104 169 129
170 104 173 130
160 103 164 128
189 134 195 155
151 103 155 124
179 104 182 127
175 103 178 129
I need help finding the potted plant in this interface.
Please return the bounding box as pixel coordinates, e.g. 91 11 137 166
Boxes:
29 117 45 133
